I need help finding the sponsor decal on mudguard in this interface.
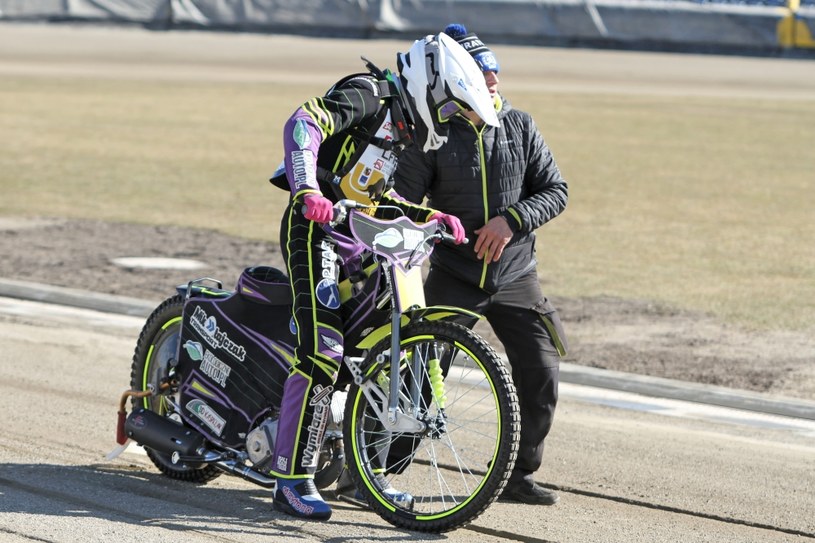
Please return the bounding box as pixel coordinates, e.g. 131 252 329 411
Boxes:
402 228 425 250
190 306 247 362
301 384 333 467
186 398 226 436
374 228 403 248
200 350 232 388
183 340 204 361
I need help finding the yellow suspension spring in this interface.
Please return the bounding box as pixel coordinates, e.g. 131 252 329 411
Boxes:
428 358 447 409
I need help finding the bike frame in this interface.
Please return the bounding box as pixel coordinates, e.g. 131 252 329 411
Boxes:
328 204 479 433
117 198 520 532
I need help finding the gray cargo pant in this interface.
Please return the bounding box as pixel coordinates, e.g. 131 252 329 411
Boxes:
424 265 567 483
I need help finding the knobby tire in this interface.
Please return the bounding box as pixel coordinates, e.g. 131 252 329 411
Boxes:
343 320 520 533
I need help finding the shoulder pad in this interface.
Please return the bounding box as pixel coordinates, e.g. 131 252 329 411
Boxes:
329 73 379 95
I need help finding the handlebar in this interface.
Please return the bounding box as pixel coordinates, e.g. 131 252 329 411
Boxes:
437 230 469 245
300 198 364 225
302 198 468 244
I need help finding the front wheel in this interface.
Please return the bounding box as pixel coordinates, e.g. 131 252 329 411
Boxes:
343 321 520 533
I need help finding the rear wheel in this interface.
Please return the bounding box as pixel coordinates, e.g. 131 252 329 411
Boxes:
343 321 520 532
130 294 221 483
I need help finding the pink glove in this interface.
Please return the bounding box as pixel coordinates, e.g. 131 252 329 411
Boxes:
303 193 334 224
433 212 466 244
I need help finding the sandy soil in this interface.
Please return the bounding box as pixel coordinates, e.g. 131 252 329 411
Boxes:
2 216 813 401
1 24 812 402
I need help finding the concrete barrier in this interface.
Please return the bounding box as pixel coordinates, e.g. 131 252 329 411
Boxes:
0 0 170 23
373 0 787 53
0 0 813 55
169 0 376 33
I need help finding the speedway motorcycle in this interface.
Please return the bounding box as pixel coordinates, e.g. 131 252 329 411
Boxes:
112 200 520 533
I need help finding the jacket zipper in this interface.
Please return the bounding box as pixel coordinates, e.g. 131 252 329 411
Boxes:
474 123 489 290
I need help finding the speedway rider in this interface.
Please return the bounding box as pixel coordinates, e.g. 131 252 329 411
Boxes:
268 32 499 520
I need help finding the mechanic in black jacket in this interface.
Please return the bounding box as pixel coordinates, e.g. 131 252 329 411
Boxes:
393 24 569 506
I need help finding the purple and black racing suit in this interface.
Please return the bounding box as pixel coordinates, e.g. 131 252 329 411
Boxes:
270 72 438 480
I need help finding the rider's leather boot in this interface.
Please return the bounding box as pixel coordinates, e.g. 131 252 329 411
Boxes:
273 478 332 520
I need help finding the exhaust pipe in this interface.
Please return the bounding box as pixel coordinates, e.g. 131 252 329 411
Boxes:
124 407 278 489
124 407 205 457
214 459 276 488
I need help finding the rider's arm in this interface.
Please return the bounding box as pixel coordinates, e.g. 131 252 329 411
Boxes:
282 76 384 199
378 142 439 222
378 189 438 223
498 114 568 234
391 143 435 205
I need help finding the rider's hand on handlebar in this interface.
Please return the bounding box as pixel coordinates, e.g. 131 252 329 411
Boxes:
302 193 334 224
432 212 466 245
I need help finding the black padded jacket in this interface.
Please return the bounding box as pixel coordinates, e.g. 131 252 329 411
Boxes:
393 96 568 293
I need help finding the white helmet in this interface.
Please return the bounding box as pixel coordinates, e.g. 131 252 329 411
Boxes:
397 32 499 152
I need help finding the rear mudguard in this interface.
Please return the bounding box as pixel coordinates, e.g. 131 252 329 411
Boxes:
176 279 232 299
355 305 482 350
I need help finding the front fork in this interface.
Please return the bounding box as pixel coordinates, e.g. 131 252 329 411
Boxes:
387 294 403 424
346 260 450 433
346 335 449 436
347 305 426 433
347 357 426 433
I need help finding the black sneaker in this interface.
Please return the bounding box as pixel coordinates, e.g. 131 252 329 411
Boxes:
500 481 560 506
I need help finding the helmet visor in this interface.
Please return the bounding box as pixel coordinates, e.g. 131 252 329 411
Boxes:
437 99 468 122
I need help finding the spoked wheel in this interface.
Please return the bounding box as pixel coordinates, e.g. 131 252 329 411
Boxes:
343 321 520 533
130 294 221 483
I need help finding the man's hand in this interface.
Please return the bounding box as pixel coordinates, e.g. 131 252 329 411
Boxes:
302 193 334 223
474 216 513 262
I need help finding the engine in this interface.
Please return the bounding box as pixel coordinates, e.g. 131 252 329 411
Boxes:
246 417 279 472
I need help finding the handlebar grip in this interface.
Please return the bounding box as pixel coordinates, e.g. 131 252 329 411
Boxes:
302 199 360 223
301 204 342 222
439 231 469 245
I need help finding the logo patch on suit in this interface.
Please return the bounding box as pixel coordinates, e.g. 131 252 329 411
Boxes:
320 333 343 355
316 278 340 309
293 119 312 149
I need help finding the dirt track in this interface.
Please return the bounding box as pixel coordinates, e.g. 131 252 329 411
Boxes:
3 302 813 542
2 216 814 401
1 22 814 400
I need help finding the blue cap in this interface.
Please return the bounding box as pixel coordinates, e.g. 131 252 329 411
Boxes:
443 23 500 73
